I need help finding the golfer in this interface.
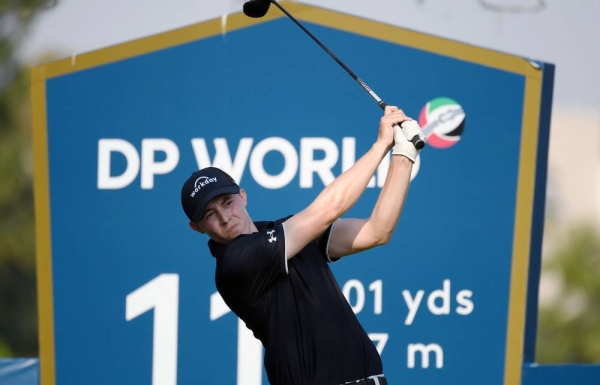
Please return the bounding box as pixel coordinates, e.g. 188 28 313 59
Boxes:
181 106 420 385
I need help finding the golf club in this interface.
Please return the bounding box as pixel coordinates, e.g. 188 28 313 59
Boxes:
243 0 427 150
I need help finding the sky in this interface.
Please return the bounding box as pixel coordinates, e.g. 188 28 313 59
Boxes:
17 0 600 112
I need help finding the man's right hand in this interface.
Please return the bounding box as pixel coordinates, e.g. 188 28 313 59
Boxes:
378 106 412 150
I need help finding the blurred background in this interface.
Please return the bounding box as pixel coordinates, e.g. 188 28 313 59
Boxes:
1 0 598 363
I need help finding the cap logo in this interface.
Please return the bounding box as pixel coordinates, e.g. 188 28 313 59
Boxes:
190 176 217 198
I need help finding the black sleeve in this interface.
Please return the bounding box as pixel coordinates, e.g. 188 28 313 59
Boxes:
219 221 287 305
279 215 335 262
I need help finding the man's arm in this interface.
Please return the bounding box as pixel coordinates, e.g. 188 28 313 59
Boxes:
282 106 414 260
327 154 413 259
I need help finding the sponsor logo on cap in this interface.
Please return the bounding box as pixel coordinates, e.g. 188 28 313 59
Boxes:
190 176 217 198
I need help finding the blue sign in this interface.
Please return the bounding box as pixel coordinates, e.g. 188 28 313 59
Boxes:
31 3 554 385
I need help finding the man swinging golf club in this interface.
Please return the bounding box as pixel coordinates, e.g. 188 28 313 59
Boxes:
181 106 421 385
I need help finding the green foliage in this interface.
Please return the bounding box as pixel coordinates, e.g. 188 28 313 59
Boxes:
0 0 52 13
0 65 38 357
0 339 13 357
536 225 600 363
0 0 52 358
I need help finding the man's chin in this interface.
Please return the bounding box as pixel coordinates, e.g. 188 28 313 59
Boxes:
224 225 242 239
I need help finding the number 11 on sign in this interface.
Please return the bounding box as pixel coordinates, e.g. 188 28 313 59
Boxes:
125 274 262 385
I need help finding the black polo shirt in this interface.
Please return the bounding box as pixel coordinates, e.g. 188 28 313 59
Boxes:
208 217 382 385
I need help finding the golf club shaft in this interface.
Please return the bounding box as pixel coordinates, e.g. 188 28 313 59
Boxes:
271 1 426 149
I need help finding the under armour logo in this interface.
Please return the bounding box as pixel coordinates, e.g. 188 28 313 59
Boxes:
266 230 277 243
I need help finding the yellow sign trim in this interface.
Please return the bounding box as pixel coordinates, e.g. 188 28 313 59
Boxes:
504 65 543 385
31 65 56 385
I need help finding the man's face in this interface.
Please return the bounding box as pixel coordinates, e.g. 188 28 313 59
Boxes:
192 190 253 244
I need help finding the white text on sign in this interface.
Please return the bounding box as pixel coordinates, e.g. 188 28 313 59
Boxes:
97 137 421 189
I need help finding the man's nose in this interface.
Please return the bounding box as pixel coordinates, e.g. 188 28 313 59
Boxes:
217 210 229 224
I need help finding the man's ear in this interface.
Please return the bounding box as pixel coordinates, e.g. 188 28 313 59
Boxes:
189 221 205 234
239 188 248 206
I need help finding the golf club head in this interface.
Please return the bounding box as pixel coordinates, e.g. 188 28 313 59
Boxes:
243 0 272 18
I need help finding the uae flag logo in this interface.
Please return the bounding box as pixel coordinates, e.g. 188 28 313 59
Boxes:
418 97 466 149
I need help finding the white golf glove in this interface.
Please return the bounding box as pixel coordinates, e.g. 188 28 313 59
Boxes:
392 120 422 162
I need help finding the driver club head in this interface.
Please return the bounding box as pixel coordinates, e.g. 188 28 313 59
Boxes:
243 0 272 18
